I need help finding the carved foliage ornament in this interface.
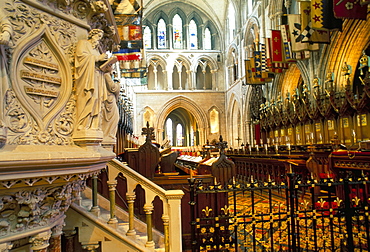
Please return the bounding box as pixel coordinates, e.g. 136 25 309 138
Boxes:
0 180 85 237
4 1 76 145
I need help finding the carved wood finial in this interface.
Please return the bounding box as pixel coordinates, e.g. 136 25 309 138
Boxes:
141 121 155 142
216 135 228 155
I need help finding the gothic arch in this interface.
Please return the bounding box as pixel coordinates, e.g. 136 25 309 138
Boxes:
243 17 260 58
192 55 218 72
141 106 156 129
227 94 242 148
155 95 209 144
324 19 370 89
226 44 239 85
267 0 284 21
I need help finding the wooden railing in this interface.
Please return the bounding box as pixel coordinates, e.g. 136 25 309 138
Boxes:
89 158 184 251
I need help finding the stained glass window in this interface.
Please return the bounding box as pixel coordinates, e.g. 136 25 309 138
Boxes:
176 124 183 146
189 19 197 49
228 4 235 42
157 18 166 49
144 26 151 49
173 14 182 49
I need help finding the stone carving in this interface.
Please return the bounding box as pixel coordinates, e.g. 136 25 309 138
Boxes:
74 29 108 135
0 8 13 143
55 98 75 138
102 72 120 143
5 2 76 51
2 2 78 145
0 242 13 252
0 179 85 238
29 230 52 251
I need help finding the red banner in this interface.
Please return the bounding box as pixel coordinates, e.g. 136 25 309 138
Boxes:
334 0 367 20
129 26 142 40
271 30 284 63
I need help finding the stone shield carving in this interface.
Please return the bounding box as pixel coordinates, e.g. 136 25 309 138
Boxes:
7 26 73 143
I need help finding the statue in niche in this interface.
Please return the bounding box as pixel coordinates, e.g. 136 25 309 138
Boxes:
359 52 370 85
102 70 120 143
359 52 370 75
74 29 108 133
341 62 352 86
0 9 12 131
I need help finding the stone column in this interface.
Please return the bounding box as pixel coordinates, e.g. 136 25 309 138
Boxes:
153 68 158 90
186 70 193 90
81 243 99 252
166 68 172 90
168 24 173 50
49 223 64 252
90 173 100 216
126 193 136 236
143 203 155 248
178 69 182 90
63 229 76 252
202 69 206 89
29 230 52 252
0 242 13 252
107 180 118 227
165 191 184 252
211 69 217 90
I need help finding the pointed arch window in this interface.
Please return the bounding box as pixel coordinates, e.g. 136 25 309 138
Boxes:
204 27 211 50
176 124 183 146
189 19 198 49
173 14 183 49
165 118 173 145
157 18 166 49
228 4 236 42
144 26 152 49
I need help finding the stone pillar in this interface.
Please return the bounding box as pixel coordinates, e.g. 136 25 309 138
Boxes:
153 68 158 90
165 191 184 252
81 243 99 252
186 70 193 90
143 203 155 248
0 242 13 252
211 69 217 90
202 69 206 89
49 223 64 252
166 68 172 90
107 180 118 227
90 173 100 216
63 229 76 252
178 69 183 90
126 193 136 236
29 230 52 252
168 24 173 50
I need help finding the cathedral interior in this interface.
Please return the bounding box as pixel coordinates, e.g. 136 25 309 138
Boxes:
0 0 370 251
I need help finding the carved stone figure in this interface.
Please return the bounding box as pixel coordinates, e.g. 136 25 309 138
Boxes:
102 72 120 143
341 62 352 86
74 29 107 134
0 9 12 137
